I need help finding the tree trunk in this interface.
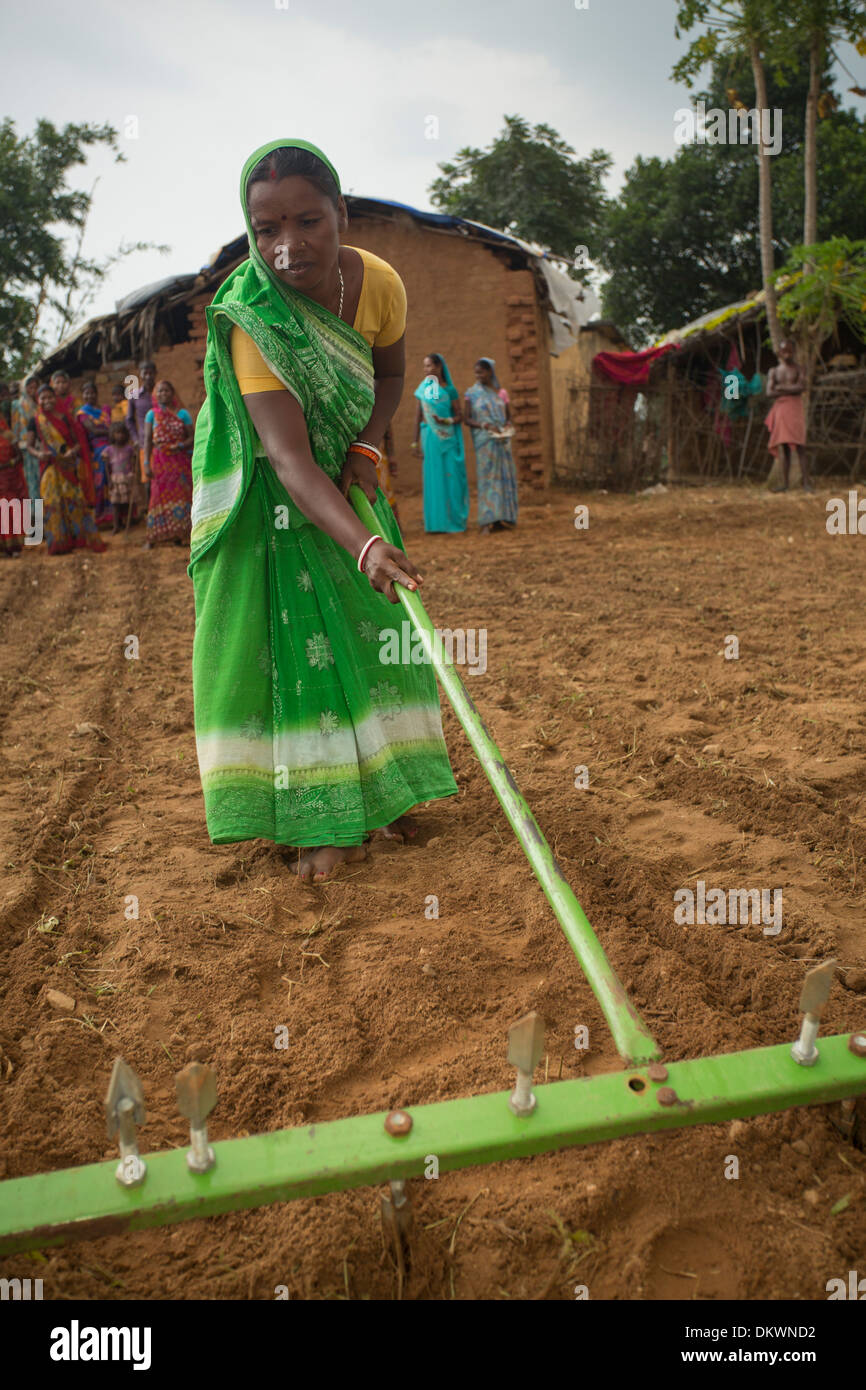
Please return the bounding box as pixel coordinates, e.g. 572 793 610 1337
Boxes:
804 28 822 255
749 37 782 353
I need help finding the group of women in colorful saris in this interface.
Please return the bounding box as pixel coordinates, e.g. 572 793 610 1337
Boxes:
1 371 104 556
1 367 194 555
411 353 519 536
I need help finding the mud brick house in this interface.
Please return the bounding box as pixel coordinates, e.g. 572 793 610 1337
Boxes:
36 197 600 489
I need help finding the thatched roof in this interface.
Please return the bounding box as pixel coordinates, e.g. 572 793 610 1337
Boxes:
645 276 807 383
653 290 767 350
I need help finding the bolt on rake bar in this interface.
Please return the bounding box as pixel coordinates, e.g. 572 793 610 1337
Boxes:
349 488 658 1066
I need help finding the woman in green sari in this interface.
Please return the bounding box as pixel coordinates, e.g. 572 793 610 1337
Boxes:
190 139 457 881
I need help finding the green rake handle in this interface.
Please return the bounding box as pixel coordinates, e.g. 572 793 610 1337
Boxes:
350 486 659 1065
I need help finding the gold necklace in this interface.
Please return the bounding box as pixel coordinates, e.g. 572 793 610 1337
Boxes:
336 263 344 318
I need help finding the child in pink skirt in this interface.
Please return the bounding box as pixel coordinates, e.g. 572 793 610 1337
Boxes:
103 422 138 533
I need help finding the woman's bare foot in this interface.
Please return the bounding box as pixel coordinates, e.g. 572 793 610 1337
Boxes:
292 843 367 882
376 815 419 843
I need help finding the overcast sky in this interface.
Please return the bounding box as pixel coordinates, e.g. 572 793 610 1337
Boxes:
5 0 865 331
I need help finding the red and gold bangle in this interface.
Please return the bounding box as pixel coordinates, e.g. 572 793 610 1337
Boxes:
357 534 382 574
348 443 381 465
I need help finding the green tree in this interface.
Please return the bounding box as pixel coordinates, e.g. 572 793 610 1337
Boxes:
786 2 864 249
777 238 866 373
428 115 611 278
674 0 791 349
599 52 866 342
775 105 866 248
0 118 165 377
601 145 762 343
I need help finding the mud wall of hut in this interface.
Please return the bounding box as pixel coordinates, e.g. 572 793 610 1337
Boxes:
549 329 629 476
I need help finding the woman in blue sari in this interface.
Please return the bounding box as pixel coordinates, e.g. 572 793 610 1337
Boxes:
412 352 468 533
464 357 519 533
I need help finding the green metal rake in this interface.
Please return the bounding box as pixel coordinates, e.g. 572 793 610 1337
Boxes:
0 486 863 1256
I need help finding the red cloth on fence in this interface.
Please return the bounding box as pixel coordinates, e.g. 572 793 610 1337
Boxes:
592 343 677 386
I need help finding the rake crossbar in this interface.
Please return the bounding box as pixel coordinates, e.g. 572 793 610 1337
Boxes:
0 1035 863 1255
349 487 658 1065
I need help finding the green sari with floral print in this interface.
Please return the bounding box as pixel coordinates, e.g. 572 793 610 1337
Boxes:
189 139 457 845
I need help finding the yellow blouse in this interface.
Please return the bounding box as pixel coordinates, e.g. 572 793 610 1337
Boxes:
231 246 406 394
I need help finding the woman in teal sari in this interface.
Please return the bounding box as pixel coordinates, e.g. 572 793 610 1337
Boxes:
412 353 468 533
464 357 519 532
189 139 457 882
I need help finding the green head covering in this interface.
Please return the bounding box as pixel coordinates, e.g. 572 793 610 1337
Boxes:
240 138 342 286
240 137 341 201
189 138 374 569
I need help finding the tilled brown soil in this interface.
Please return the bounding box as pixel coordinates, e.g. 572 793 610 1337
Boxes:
1 482 865 1301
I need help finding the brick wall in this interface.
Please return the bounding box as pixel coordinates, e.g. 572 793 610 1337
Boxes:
503 290 554 488
71 362 134 398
